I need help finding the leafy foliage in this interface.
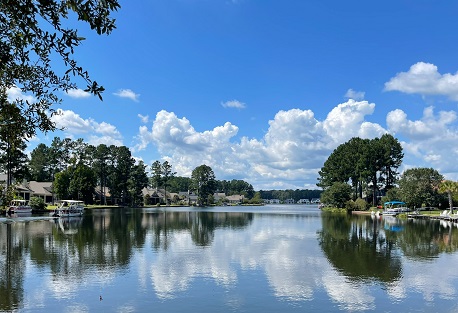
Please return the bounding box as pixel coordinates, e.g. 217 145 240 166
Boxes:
398 168 444 208
438 180 458 213
29 196 45 211
0 0 120 135
191 164 217 206
320 182 352 208
317 134 403 205
128 161 148 207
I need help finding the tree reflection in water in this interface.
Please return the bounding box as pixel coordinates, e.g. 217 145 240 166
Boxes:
319 213 458 285
0 209 254 311
0 223 25 312
318 214 402 283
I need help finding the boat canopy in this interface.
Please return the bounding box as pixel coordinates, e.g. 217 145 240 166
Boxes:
59 200 84 203
384 201 406 206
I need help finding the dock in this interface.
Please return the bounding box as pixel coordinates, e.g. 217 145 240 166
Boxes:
407 211 458 222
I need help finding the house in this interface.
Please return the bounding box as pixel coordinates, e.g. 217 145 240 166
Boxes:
94 185 112 205
297 199 310 204
311 198 321 204
285 198 295 204
142 187 166 205
0 174 33 200
213 193 226 203
27 181 54 203
178 191 198 205
226 194 244 204
265 199 280 204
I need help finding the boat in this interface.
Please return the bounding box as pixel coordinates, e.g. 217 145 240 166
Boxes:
51 200 85 217
382 201 409 216
8 199 32 214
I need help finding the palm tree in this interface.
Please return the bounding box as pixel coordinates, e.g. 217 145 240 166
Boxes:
438 180 458 214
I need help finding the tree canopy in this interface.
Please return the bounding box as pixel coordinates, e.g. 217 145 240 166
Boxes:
317 134 403 205
191 164 217 206
397 168 444 209
0 0 120 135
438 180 458 213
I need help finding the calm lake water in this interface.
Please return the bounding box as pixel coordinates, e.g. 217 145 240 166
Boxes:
1 205 458 312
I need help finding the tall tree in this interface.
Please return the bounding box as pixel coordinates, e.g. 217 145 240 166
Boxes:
69 164 96 203
363 137 384 206
0 0 120 135
168 176 192 193
128 161 148 207
29 143 52 181
191 165 216 206
379 134 404 191
0 102 31 188
161 161 176 205
151 160 162 190
317 135 403 206
49 137 73 174
53 169 72 200
438 180 458 214
108 146 134 205
398 168 443 208
92 144 111 205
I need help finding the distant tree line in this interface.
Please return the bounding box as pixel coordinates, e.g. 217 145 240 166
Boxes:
259 189 322 202
1 136 318 207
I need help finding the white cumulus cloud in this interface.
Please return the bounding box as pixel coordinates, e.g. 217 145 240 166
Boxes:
66 88 91 98
385 62 458 101
221 100 246 109
344 89 365 101
134 100 384 189
114 89 140 102
51 109 123 146
6 86 35 103
386 106 458 176
138 114 149 124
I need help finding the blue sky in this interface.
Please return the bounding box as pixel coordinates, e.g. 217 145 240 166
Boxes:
10 0 458 190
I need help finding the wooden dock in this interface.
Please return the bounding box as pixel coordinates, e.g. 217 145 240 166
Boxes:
407 211 458 222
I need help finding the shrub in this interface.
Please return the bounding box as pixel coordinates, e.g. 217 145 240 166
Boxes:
355 198 368 210
29 197 46 211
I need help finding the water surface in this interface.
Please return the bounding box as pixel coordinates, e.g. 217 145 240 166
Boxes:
1 205 458 312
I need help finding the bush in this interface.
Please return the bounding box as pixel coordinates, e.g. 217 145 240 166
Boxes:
345 200 356 211
29 197 46 211
355 198 368 210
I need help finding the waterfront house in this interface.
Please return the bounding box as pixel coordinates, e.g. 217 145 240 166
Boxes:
297 199 310 204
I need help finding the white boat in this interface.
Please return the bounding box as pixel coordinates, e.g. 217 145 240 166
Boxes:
8 199 32 214
382 201 409 216
51 200 85 217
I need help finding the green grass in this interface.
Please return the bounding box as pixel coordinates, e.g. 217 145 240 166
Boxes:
320 207 347 214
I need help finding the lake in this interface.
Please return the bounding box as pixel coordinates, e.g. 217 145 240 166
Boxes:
1 205 458 312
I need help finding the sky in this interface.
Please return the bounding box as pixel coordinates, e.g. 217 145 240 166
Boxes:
9 0 458 190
